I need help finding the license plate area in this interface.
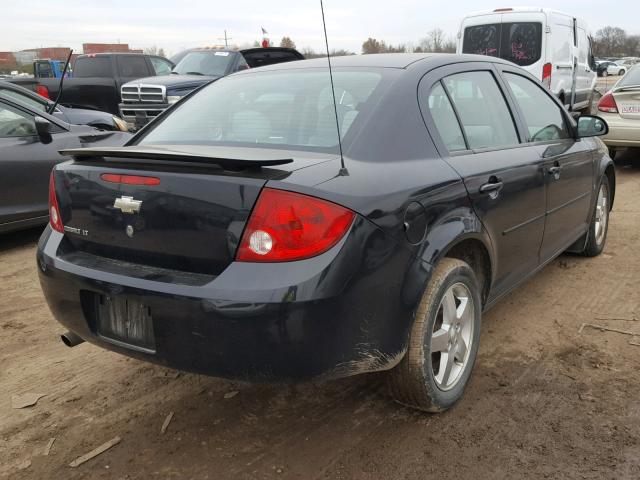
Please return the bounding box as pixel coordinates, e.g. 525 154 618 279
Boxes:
96 296 156 353
621 105 640 114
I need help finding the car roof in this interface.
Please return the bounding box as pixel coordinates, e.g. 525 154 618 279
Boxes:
245 53 514 72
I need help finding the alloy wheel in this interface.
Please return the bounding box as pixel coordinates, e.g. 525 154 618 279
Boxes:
595 182 609 246
430 282 475 391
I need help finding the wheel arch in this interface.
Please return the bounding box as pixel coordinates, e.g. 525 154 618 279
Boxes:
604 163 616 210
440 237 493 306
401 211 495 312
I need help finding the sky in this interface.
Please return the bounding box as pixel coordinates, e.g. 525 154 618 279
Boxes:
2 0 638 57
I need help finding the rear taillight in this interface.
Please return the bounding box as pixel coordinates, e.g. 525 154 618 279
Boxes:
49 171 64 233
597 92 619 113
36 85 50 99
542 63 552 89
236 188 355 262
100 173 160 185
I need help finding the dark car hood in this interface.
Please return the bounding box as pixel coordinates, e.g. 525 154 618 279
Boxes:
123 74 219 89
56 105 116 127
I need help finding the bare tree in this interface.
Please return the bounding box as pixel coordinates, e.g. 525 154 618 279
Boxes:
299 47 354 59
429 28 445 53
594 26 627 57
362 38 386 54
280 37 296 49
415 29 456 53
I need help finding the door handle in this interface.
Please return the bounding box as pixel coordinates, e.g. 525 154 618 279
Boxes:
548 165 563 178
479 177 504 197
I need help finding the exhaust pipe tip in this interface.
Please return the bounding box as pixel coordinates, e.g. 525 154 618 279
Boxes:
61 331 85 348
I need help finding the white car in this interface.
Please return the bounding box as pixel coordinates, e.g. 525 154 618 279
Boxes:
598 65 640 160
606 60 634 77
457 7 597 112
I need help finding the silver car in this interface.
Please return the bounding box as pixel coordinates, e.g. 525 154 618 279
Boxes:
598 65 640 160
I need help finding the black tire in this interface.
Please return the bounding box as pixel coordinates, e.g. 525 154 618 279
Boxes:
387 258 482 412
602 70 608 77
619 69 626 76
582 176 611 257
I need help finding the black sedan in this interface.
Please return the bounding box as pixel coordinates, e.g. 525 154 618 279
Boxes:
0 95 130 233
38 54 614 412
0 81 129 131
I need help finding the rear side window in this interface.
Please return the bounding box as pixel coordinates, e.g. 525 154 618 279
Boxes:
427 83 466 152
150 57 173 76
442 71 519 150
118 56 149 77
504 73 570 142
74 57 111 77
618 66 640 87
463 22 542 66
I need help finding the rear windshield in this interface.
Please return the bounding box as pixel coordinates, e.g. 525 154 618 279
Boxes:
618 66 640 87
243 51 302 68
463 22 543 66
74 57 112 77
173 51 235 76
138 69 386 154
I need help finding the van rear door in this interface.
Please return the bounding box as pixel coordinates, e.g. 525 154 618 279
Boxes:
460 14 544 71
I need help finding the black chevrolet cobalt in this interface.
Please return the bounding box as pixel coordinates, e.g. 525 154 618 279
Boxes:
38 54 614 411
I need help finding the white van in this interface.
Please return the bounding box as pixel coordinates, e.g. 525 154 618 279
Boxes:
456 7 597 112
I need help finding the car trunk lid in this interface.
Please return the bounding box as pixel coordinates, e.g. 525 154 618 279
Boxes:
613 86 640 120
54 145 335 276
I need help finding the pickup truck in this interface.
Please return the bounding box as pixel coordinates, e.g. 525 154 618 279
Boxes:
118 47 303 129
10 53 174 116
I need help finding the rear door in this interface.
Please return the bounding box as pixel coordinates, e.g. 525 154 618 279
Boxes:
420 63 546 298
499 66 594 261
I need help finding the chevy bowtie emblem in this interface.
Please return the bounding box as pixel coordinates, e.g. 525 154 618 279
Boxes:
113 196 142 214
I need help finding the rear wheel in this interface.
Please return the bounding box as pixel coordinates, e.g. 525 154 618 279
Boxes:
582 176 611 257
387 258 482 412
602 70 608 77
619 69 626 76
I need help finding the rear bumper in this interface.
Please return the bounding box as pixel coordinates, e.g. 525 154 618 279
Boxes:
601 114 640 147
37 221 421 381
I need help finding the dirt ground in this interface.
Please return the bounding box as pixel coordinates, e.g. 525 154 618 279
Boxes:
1 152 639 480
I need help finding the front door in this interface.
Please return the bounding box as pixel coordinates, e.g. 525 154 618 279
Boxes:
500 68 594 262
0 101 69 226
420 64 547 298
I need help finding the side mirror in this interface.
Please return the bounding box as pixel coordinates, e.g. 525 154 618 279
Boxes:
235 64 250 72
34 116 53 144
577 115 608 138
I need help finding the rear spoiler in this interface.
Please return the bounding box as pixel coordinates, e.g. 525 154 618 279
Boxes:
59 147 294 169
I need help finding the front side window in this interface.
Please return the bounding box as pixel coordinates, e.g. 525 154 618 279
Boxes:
0 103 36 137
442 71 519 150
504 73 570 142
427 83 466 152
463 22 542 66
138 69 386 153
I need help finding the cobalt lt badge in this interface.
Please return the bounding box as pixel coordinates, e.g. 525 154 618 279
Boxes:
126 225 134 238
